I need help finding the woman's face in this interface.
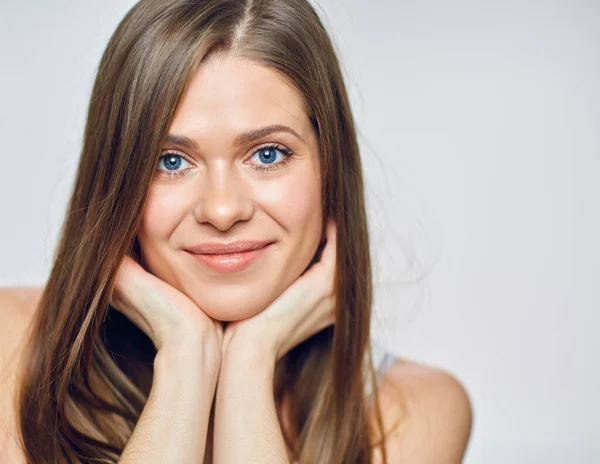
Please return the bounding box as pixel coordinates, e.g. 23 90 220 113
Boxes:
137 54 323 321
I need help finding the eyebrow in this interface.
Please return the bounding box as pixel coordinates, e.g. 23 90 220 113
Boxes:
164 124 306 150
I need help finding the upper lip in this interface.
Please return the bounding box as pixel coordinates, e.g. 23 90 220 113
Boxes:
185 240 272 255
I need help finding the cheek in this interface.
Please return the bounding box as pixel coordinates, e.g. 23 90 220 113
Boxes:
138 185 190 248
257 165 323 281
257 164 322 230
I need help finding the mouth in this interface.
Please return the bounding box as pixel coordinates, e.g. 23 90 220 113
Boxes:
185 242 273 273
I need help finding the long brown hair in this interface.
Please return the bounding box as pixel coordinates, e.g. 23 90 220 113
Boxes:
17 0 394 462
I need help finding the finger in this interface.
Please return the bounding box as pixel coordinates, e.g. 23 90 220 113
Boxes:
297 219 337 298
275 296 335 362
112 257 149 310
294 296 335 341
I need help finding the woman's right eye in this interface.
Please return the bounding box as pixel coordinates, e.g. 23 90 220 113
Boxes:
156 152 193 177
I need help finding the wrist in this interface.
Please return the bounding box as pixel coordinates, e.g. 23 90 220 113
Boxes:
221 332 276 373
156 333 222 377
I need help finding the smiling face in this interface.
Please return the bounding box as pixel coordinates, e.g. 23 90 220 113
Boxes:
136 53 323 321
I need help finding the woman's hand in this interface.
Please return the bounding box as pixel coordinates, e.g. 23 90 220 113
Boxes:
110 253 223 357
222 218 337 363
111 253 223 464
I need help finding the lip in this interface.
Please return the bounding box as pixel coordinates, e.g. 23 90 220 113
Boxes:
185 241 272 273
185 240 271 255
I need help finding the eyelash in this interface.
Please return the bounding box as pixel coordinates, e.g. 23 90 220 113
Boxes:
156 143 295 179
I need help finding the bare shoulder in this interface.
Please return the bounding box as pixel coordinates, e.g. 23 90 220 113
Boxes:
372 358 473 464
0 288 42 464
0 287 43 347
0 286 43 314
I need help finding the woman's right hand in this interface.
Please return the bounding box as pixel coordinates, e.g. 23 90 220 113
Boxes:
110 254 223 359
111 255 222 463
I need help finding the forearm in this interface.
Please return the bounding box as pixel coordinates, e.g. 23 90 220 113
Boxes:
213 341 290 464
118 342 219 463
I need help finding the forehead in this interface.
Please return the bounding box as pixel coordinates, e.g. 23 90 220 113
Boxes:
168 54 313 142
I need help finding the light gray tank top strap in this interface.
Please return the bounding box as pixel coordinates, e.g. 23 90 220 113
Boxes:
365 339 397 399
375 351 397 385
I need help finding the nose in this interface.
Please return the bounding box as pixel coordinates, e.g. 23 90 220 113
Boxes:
192 162 254 231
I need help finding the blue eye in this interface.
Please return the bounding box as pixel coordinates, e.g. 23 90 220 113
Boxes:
157 153 192 175
249 144 294 171
156 144 294 178
255 147 282 164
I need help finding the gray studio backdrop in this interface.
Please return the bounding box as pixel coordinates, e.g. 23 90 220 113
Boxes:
1 1 598 463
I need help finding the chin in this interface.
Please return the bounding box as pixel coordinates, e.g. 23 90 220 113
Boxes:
202 302 263 322
186 284 280 322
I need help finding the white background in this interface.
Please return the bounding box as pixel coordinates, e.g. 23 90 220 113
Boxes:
1 1 598 462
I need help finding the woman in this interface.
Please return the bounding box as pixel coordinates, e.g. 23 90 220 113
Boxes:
0 0 472 462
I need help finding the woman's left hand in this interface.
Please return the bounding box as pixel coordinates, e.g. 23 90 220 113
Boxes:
222 218 337 363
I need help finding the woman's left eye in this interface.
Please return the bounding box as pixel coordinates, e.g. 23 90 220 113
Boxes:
248 144 294 171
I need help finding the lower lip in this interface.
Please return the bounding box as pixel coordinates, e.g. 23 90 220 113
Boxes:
187 244 270 273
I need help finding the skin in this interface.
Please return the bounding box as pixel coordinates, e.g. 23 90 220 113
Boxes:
112 53 339 462
0 55 473 464
137 53 324 322
0 263 474 463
